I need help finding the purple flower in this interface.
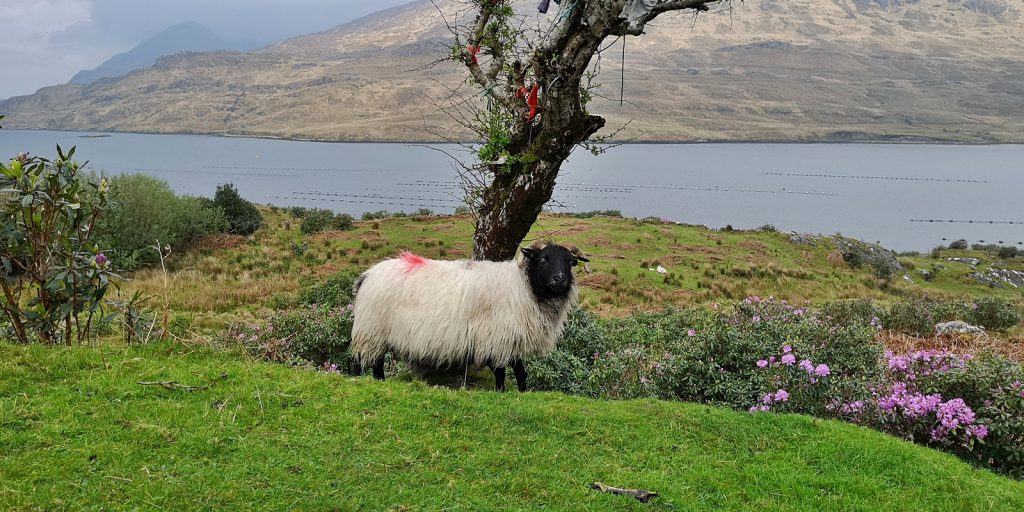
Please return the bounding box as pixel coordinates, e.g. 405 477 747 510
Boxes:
640 376 649 385
780 354 796 366
687 329 697 337
966 425 989 439
95 252 108 267
783 345 792 354
774 389 790 402
793 308 805 316
799 359 815 373
814 364 831 377
752 315 761 323
756 359 769 368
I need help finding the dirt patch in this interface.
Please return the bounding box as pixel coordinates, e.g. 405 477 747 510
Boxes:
579 272 620 292
739 240 769 253
880 331 1024 362
588 235 612 246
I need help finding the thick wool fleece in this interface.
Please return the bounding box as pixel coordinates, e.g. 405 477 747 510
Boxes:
351 253 577 369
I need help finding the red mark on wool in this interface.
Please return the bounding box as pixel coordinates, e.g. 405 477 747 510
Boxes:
400 251 428 274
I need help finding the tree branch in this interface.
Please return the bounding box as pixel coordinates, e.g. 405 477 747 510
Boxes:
462 2 511 106
615 0 725 36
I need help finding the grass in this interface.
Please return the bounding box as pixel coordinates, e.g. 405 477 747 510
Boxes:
2 342 1023 511
120 208 1023 331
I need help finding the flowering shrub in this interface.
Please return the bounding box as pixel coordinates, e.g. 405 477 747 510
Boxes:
965 297 1021 332
881 296 1021 335
1 147 118 344
820 350 1024 478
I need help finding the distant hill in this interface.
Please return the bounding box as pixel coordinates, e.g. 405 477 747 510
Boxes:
68 22 229 85
3 0 1024 142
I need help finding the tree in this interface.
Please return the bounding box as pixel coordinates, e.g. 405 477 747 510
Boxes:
441 0 726 261
214 183 263 236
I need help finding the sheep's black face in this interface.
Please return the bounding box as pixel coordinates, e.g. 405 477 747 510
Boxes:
522 245 587 301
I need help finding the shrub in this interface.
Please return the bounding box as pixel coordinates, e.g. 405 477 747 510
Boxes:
95 175 227 270
300 209 355 234
214 183 262 236
884 297 949 336
300 209 334 234
965 297 1021 331
1 146 117 344
298 270 361 309
528 308 608 393
829 351 1024 479
235 304 353 368
949 239 969 250
820 299 883 330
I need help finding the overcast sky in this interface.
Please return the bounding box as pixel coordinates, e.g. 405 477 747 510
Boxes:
0 0 411 99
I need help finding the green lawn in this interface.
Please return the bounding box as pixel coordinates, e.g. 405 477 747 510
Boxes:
2 343 1021 511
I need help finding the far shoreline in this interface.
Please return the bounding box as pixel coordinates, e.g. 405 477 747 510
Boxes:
4 127 1022 147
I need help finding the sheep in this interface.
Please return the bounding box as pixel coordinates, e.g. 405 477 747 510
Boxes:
350 241 589 391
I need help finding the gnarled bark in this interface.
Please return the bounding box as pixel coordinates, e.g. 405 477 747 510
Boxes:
461 0 725 261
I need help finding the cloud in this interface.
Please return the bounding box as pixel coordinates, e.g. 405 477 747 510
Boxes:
0 0 411 99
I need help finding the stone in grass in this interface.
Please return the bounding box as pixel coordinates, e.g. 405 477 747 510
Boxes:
934 320 987 338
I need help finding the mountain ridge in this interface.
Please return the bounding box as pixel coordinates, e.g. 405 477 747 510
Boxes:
2 0 1022 143
67 22 231 86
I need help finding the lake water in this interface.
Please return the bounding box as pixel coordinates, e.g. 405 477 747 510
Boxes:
2 129 1022 251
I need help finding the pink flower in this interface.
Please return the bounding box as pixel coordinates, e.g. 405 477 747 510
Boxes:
780 354 796 366
752 315 761 323
774 389 790 402
783 345 792 354
687 329 697 337
756 359 769 368
799 359 815 373
814 364 831 377
95 252 108 267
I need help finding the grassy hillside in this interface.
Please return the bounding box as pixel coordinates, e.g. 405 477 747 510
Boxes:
2 342 1022 511
120 209 1024 332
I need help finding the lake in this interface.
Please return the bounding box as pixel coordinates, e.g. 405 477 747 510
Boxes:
2 129 1022 251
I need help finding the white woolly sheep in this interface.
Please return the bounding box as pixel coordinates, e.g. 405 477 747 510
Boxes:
350 241 589 391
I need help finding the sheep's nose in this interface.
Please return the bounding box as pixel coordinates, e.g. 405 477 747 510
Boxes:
550 274 567 286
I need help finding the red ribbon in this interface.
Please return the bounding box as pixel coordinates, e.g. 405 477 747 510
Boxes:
466 45 481 65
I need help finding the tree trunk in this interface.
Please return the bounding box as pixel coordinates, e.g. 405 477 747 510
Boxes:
473 78 605 261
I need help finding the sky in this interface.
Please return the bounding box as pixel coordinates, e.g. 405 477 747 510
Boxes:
0 0 411 99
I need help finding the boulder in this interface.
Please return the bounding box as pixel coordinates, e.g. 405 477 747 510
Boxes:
935 320 987 337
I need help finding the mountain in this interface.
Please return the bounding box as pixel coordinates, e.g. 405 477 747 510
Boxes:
68 22 229 85
2 0 1023 142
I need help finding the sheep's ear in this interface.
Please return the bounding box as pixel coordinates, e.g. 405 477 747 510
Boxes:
521 247 538 260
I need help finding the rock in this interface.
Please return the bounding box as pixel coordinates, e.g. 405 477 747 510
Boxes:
918 269 934 281
833 238 904 279
903 274 914 283
947 257 981 268
969 268 1024 288
935 321 987 337
788 233 822 245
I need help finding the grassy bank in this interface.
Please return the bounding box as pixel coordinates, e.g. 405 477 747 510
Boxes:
2 342 1022 511
119 209 1023 333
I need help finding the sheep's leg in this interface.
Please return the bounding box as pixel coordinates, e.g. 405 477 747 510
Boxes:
491 365 507 392
512 359 528 392
371 358 385 380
